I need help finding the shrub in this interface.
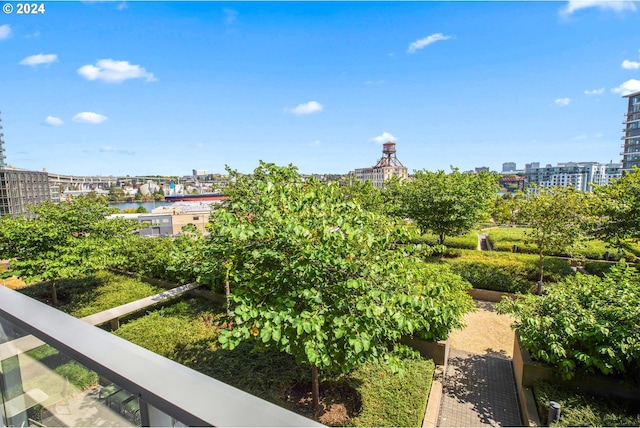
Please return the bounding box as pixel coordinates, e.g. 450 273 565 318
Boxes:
498 261 640 380
487 227 640 261
439 250 574 293
582 261 615 277
533 380 639 427
419 232 478 250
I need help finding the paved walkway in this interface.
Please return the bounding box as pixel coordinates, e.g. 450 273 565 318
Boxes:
437 300 521 427
437 349 521 427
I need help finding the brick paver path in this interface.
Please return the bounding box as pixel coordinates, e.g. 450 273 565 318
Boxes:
437 349 521 427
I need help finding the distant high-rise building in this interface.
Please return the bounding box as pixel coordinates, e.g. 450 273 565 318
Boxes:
474 166 490 173
622 90 640 172
525 162 540 170
0 113 51 216
351 142 408 189
502 162 517 173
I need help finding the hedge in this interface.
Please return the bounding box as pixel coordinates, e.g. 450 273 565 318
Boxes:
432 250 575 293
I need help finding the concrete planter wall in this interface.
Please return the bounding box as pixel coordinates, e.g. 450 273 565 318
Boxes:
467 288 516 303
513 331 640 426
400 336 449 366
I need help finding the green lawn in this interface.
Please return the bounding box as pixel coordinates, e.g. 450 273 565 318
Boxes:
419 231 479 250
533 380 639 427
114 297 435 427
485 227 640 261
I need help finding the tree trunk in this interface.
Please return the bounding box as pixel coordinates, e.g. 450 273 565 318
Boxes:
224 274 231 319
538 252 544 295
51 281 58 306
311 364 320 417
439 233 445 245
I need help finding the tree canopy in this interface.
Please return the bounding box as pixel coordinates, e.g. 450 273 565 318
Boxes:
516 186 588 284
0 196 138 303
591 167 640 247
399 168 499 243
207 162 474 413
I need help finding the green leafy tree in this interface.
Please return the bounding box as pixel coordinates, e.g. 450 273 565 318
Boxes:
209 162 474 415
135 205 148 213
490 192 523 225
400 168 499 243
498 261 640 380
516 186 588 285
107 186 126 202
340 180 385 214
0 197 138 304
591 167 640 249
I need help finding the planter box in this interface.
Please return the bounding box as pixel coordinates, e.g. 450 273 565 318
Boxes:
401 336 449 366
467 288 516 303
512 331 640 426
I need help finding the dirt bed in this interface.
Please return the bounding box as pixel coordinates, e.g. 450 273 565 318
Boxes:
448 300 515 359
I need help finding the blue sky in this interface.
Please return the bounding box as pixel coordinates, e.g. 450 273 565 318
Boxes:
1 1 639 176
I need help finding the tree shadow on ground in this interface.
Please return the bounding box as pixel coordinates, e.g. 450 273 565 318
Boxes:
443 351 522 427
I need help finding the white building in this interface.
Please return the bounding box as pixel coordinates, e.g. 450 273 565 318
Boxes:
524 161 622 192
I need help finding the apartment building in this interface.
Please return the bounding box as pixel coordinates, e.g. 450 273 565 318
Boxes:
524 161 622 192
622 90 640 172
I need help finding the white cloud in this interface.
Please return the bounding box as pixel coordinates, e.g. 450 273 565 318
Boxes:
370 132 398 144
77 59 156 83
612 79 640 95
554 97 571 106
407 33 452 54
286 101 323 115
308 140 321 147
72 112 108 124
100 146 134 155
20 53 58 66
0 25 12 40
622 59 640 69
573 134 587 140
584 88 605 95
116 2 127 10
44 116 63 126
223 8 238 24
560 0 637 16
365 80 384 86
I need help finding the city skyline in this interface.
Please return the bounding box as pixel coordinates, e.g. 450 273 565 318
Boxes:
1 1 639 176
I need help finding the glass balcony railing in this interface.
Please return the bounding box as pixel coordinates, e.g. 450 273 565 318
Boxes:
0 286 321 427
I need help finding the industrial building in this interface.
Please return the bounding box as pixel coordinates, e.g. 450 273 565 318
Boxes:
351 142 408 188
0 114 51 216
622 90 640 172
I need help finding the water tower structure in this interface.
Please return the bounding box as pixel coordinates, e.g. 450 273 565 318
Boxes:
375 142 404 168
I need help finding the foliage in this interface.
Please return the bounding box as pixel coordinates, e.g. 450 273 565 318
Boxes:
516 186 588 283
18 271 163 318
490 193 522 225
417 232 479 250
115 297 434 427
135 205 148 213
498 261 640 380
591 167 640 246
207 162 473 411
399 168 499 243
487 227 640 261
533 380 639 427
0 196 139 304
434 250 574 293
582 261 615 277
107 187 126 202
339 180 385 214
345 358 434 427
